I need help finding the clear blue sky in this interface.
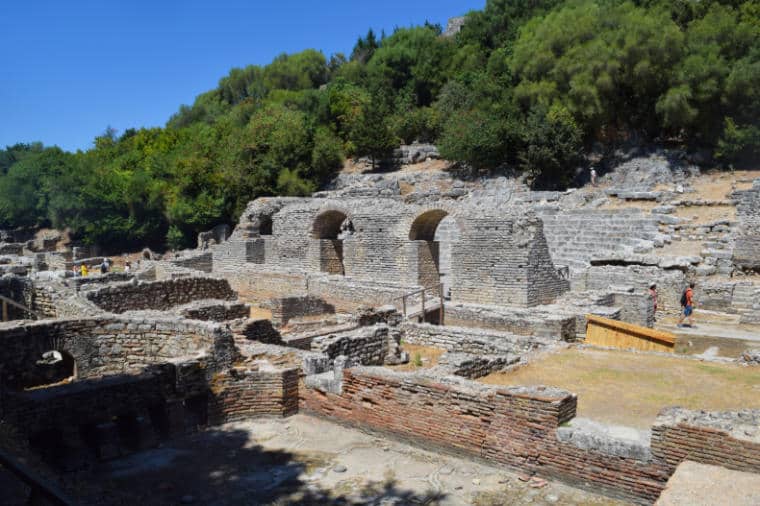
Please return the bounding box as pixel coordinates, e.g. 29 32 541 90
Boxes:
0 0 485 152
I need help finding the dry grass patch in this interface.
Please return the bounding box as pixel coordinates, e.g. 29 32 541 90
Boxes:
654 240 704 256
479 348 760 429
248 305 273 320
673 205 736 224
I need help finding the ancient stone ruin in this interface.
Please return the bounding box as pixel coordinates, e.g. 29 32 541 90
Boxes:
1 151 759 504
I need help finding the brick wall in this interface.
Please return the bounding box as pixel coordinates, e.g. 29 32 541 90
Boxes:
651 408 760 475
208 365 299 423
300 368 668 503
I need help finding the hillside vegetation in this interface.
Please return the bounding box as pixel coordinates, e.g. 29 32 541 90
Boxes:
1 0 758 250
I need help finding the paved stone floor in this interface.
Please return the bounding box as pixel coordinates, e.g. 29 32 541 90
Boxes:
94 414 629 505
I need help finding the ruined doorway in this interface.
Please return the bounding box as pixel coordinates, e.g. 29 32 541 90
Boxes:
312 210 351 275
25 350 77 389
409 210 458 298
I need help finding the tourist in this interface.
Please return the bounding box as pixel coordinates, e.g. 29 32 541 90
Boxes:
590 168 598 187
649 283 658 320
100 258 109 274
677 282 695 328
80 263 88 277
71 264 79 277
124 261 131 273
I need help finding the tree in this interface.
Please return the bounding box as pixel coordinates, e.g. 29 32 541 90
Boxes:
349 97 397 169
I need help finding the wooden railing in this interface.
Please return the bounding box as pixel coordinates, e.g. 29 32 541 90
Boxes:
0 448 73 505
0 295 40 322
397 283 444 324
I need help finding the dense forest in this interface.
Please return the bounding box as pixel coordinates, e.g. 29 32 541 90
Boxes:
2 0 758 251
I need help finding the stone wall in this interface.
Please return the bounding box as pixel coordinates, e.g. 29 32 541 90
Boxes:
0 317 236 388
401 322 550 355
264 296 336 326
310 325 390 366
0 274 33 320
179 301 251 322
170 252 213 273
450 214 569 307
216 197 568 310
444 302 576 340
580 265 685 314
732 180 760 271
219 266 308 303
306 276 413 313
539 208 660 271
612 291 655 327
85 277 236 313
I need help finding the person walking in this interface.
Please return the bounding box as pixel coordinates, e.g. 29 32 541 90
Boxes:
80 263 88 277
649 283 658 321
677 282 695 328
590 168 598 187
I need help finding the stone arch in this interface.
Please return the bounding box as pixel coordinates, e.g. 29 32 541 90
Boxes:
312 209 353 275
27 349 77 389
409 209 450 241
312 209 351 239
408 209 462 296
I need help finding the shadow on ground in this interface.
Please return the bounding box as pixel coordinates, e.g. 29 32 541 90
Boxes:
71 427 447 505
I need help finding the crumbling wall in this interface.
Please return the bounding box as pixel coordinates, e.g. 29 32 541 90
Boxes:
263 296 335 327
170 252 213 273
302 368 760 503
0 317 237 388
444 302 576 340
301 368 666 503
179 301 251 322
208 364 299 423
732 180 760 271
580 265 685 314
0 274 33 320
401 322 550 355
310 325 390 366
651 408 760 475
85 277 236 313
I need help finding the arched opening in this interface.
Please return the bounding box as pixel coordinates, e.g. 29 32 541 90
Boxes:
259 215 273 236
409 210 458 298
27 350 77 389
312 210 351 275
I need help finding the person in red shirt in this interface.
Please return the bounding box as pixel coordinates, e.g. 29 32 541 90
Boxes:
677 282 695 328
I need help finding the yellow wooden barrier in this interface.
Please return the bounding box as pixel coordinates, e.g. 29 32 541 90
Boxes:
585 314 675 353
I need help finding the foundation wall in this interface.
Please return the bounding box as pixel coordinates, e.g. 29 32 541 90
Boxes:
444 303 576 340
86 277 236 313
208 366 299 423
0 318 236 388
301 369 760 504
401 322 548 355
300 368 667 503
